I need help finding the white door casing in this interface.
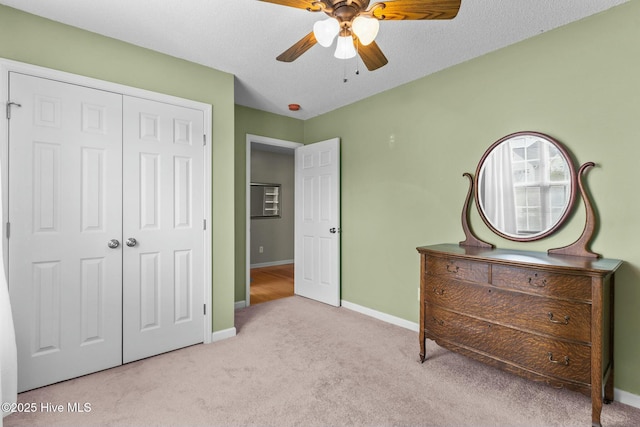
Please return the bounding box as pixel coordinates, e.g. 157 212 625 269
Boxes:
294 138 340 306
8 72 123 391
122 96 205 363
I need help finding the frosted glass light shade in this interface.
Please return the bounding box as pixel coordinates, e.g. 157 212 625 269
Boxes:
334 36 357 59
352 16 379 46
313 18 340 47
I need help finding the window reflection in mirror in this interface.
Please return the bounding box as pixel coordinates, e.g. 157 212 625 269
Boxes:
477 133 574 241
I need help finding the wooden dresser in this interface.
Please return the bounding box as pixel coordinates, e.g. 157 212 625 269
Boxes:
417 243 622 427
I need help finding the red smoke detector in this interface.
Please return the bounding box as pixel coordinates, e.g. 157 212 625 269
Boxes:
288 104 301 111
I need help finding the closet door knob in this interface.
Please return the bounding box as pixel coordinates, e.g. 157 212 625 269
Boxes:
107 239 120 249
126 238 137 247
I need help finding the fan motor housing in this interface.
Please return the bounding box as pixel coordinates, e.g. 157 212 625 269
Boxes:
330 0 369 32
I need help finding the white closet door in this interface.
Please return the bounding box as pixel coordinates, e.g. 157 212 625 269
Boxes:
122 96 205 363
8 72 123 392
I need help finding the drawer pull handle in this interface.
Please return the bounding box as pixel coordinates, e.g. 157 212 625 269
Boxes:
446 264 459 274
432 287 445 295
548 312 570 325
432 316 444 326
547 352 570 366
528 274 548 288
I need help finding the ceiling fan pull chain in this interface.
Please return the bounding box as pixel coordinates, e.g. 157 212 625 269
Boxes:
343 57 348 83
355 38 360 76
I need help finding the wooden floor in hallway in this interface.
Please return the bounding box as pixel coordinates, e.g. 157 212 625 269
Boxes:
250 263 294 304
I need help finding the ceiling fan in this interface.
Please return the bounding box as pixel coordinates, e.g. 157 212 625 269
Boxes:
259 0 462 71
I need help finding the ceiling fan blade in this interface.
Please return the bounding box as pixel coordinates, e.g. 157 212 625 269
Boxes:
276 32 318 62
372 0 461 20
259 0 320 11
358 41 388 71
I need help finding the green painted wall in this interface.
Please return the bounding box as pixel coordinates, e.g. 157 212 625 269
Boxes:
304 1 640 394
234 105 304 302
0 5 236 332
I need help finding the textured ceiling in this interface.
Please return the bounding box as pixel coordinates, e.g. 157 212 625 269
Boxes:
0 0 628 119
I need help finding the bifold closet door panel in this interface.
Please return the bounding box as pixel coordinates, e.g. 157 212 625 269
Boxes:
8 72 123 392
121 96 205 363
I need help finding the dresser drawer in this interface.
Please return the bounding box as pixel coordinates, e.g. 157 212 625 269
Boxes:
425 306 591 384
492 264 592 301
425 256 489 283
425 276 591 343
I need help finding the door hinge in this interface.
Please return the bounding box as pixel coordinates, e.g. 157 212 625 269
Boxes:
6 101 22 120
5 222 9 239
203 134 206 146
203 219 206 230
203 304 206 315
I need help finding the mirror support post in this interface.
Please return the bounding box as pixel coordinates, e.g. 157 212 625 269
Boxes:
459 173 494 249
548 162 601 258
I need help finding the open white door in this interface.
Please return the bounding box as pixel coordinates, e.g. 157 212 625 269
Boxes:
294 138 340 306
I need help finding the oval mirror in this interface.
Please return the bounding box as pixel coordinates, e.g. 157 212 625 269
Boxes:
475 132 577 241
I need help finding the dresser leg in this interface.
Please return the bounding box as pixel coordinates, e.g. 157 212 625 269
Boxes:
604 367 614 404
592 396 603 427
419 324 426 363
603 366 614 404
604 275 615 405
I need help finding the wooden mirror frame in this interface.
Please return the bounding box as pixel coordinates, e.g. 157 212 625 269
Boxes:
474 131 578 242
459 131 601 258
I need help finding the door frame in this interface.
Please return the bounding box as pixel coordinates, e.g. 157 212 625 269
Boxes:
245 134 302 307
0 58 213 344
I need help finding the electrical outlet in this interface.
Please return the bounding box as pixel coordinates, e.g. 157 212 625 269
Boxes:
259 246 264 253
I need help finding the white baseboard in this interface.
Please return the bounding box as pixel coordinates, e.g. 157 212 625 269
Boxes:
615 388 640 410
211 327 236 343
234 300 247 310
341 300 419 332
341 300 640 411
250 259 294 269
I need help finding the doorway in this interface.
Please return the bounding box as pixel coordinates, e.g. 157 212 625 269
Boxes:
245 135 302 306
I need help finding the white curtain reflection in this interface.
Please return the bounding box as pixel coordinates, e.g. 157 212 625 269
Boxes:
480 142 517 233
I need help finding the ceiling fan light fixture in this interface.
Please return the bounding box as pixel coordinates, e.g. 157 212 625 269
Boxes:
313 18 340 47
334 36 357 59
352 15 379 46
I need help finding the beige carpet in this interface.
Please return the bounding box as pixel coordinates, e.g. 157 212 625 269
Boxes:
4 296 640 427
